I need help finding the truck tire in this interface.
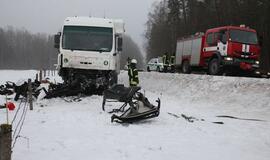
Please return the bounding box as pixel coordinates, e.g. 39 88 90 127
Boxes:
108 71 118 87
170 65 175 73
208 58 221 75
182 60 191 74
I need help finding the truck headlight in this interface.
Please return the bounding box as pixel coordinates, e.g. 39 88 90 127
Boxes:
104 60 109 66
267 72 270 76
224 57 233 61
255 61 259 65
63 58 69 63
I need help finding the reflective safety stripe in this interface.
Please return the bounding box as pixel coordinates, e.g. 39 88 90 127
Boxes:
130 81 138 85
129 68 133 77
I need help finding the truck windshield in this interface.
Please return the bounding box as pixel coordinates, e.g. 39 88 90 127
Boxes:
62 26 113 52
229 29 258 45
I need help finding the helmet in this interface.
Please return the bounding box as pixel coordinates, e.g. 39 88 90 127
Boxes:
131 59 137 64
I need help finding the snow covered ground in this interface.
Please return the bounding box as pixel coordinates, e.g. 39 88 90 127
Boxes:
1 70 270 160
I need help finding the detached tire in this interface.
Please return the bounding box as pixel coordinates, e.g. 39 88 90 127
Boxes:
182 60 191 74
208 58 221 75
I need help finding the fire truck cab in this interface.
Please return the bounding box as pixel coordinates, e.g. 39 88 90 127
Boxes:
203 25 260 75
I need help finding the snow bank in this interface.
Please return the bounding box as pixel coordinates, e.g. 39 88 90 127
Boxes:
0 70 270 160
120 71 270 117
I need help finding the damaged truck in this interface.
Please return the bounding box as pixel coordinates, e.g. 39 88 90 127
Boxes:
54 17 125 92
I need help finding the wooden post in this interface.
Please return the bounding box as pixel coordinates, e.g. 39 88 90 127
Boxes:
43 70 46 78
0 124 12 160
35 73 38 82
39 70 42 81
5 95 8 124
28 79 33 110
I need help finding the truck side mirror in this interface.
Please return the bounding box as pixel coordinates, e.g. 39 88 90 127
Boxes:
117 37 123 52
54 32 61 49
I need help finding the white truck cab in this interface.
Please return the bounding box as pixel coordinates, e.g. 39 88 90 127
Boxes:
54 17 124 90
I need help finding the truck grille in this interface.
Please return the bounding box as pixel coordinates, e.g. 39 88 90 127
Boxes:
234 51 255 59
235 58 255 64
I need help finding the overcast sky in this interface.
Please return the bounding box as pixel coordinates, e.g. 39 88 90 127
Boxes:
0 0 160 53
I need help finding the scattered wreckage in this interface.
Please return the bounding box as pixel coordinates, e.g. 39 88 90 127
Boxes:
102 84 160 123
0 78 103 100
1 79 161 123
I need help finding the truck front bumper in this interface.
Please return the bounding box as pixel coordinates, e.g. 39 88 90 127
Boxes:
222 57 259 71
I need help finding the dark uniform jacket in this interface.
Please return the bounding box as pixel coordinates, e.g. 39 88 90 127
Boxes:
128 66 139 86
163 54 170 66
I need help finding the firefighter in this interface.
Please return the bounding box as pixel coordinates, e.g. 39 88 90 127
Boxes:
128 59 139 87
170 55 175 65
162 53 170 72
170 55 175 72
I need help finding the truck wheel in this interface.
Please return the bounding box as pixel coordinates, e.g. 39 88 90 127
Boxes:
171 66 175 73
182 60 191 74
208 58 221 75
108 71 118 87
147 67 151 72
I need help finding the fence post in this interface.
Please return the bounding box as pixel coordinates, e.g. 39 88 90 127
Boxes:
43 70 46 78
35 73 38 82
0 124 12 160
28 79 33 110
39 70 42 81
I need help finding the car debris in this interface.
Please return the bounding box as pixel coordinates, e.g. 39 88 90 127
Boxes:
102 84 160 123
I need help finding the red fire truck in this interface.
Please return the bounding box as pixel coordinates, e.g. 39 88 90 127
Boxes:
175 25 260 75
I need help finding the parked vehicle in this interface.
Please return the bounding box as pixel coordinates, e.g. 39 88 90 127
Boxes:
54 17 125 90
147 57 164 72
175 25 261 75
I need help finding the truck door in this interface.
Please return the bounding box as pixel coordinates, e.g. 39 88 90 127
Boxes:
217 30 228 56
203 32 217 58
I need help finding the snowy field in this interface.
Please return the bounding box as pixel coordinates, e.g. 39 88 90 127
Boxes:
1 70 270 160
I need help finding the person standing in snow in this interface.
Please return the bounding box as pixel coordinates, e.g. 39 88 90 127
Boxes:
162 52 170 72
128 59 139 87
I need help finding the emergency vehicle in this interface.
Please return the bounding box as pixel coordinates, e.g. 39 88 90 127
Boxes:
175 25 260 75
